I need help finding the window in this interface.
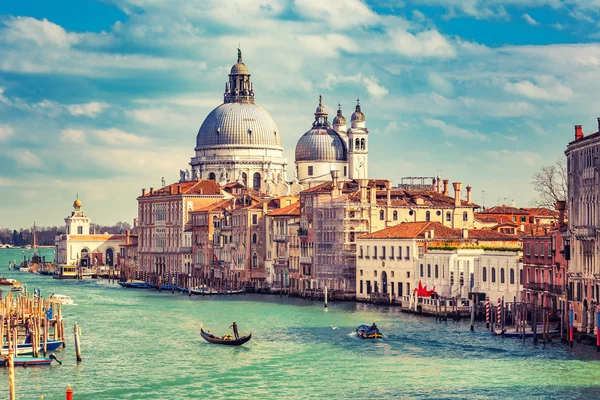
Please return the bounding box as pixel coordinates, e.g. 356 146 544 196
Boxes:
510 269 515 284
382 246 386 259
344 166 347 176
398 246 402 259
355 138 360 150
360 280 363 294
77 226 83 234
398 282 403 297
390 246 394 259
359 246 363 258
405 246 410 259
252 214 258 225
308 166 313 176
446 212 451 222
209 172 216 180
427 264 431 278
420 264 424 277
406 282 410 294
379 210 384 220
520 269 523 284
435 264 439 279
366 281 371 294
500 268 505 284
252 233 257 244
526 243 530 256
253 172 261 190
463 212 468 222
360 269 363 276
374 246 378 259
393 211 398 221
361 138 365 150
374 270 378 277
492 268 496 283
534 243 538 256
425 211 431 221
374 281 378 293
242 172 247 186
483 267 487 282
520 216 527 222
512 216 516 222
252 253 258 268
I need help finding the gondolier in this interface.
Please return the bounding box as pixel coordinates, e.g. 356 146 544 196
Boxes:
230 321 239 339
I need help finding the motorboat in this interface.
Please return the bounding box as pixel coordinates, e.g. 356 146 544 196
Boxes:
356 324 383 339
0 277 19 286
49 294 74 305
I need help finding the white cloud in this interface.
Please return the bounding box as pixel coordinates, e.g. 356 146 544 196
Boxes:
66 102 108 118
10 149 44 168
93 128 150 145
390 30 456 58
522 13 538 25
321 73 389 98
293 0 378 28
60 129 86 143
485 149 541 167
424 118 488 141
0 125 14 141
427 72 454 95
1 16 79 47
504 76 573 101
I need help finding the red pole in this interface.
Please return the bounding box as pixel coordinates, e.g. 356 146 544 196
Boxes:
66 384 73 400
485 296 490 329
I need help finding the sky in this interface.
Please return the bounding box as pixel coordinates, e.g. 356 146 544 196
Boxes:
1 0 599 228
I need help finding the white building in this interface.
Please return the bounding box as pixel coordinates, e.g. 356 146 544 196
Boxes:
55 197 127 267
355 221 522 302
189 49 290 196
295 97 369 188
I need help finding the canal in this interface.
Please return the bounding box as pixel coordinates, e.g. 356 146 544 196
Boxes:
2 248 600 399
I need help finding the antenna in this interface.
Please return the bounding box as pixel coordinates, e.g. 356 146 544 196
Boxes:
481 190 486 208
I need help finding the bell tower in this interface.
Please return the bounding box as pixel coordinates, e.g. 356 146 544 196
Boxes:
348 99 369 180
65 194 90 236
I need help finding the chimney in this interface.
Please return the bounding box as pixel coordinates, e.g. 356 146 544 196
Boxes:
430 229 434 239
331 170 340 197
142 188 146 196
369 187 377 205
452 182 462 207
177 185 182 195
263 201 268 214
360 179 368 203
436 176 441 193
150 187 154 195
462 228 468 239
555 200 566 228
575 125 584 141
443 180 449 196
385 181 391 206
544 226 550 236
126 229 131 245
466 185 472 204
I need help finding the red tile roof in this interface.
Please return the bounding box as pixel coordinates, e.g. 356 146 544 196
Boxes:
140 180 222 198
268 202 300 216
522 207 559 218
192 199 232 213
478 205 529 215
359 221 518 241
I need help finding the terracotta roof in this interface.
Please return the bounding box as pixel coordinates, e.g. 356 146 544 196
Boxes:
192 199 232 213
360 222 517 241
522 207 559 218
140 180 221 198
478 205 529 215
67 234 126 241
475 216 500 224
268 202 300 216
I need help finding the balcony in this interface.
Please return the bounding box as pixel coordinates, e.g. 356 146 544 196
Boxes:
298 229 309 237
525 282 564 294
299 256 312 264
275 257 288 267
273 234 289 242
574 226 597 240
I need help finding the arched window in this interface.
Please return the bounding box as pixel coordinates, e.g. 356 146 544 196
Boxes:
252 253 258 268
379 210 384 220
242 172 247 187
393 211 398 221
360 138 365 150
252 233 257 244
420 264 424 277
435 264 439 279
500 268 505 284
208 172 216 181
427 264 431 278
253 172 261 190
355 138 360 150
510 269 515 284
425 211 431 221
463 212 468 222
492 268 496 283
482 267 487 282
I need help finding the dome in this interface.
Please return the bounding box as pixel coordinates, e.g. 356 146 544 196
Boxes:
73 199 82 208
351 100 365 122
333 105 346 125
230 62 249 75
196 102 282 150
295 128 347 162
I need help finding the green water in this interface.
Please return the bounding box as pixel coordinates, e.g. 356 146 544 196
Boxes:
1 248 600 399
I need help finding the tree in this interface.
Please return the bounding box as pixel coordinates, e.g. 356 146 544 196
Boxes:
530 158 567 209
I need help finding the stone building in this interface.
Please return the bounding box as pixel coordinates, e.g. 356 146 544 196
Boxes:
265 201 301 292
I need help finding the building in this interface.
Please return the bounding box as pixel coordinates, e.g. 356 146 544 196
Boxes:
299 172 479 296
565 123 600 332
295 97 368 188
119 231 139 280
188 49 289 195
355 221 521 303
137 179 225 277
55 197 126 267
265 200 301 292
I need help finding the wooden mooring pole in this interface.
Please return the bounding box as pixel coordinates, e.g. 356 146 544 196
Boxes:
324 286 328 308
470 294 475 331
74 322 82 362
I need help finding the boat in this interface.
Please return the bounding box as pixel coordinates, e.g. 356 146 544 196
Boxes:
200 326 252 346
0 277 19 286
1 340 63 356
356 324 383 339
1 353 61 367
53 265 77 279
118 280 149 289
10 285 25 293
49 294 74 305
495 326 560 338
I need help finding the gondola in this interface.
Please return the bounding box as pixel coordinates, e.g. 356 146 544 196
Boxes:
200 326 252 346
356 324 383 339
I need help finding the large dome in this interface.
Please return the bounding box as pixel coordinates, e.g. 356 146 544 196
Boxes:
295 128 347 162
196 102 282 150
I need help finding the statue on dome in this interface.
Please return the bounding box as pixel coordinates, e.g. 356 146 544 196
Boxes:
237 48 242 63
192 167 199 180
219 167 228 183
185 169 190 181
179 169 186 182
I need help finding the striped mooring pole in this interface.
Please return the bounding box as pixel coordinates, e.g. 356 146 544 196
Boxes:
497 298 501 328
485 296 490 329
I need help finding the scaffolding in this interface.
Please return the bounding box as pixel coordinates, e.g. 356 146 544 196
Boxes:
313 194 370 292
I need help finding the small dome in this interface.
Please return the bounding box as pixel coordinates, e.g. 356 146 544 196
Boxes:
315 95 327 116
73 199 82 208
230 62 249 75
351 100 365 122
295 128 347 162
333 105 346 125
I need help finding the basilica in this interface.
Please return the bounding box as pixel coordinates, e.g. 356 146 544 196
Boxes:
186 50 369 192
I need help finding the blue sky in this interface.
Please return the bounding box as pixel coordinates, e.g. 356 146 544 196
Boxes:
1 0 600 228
